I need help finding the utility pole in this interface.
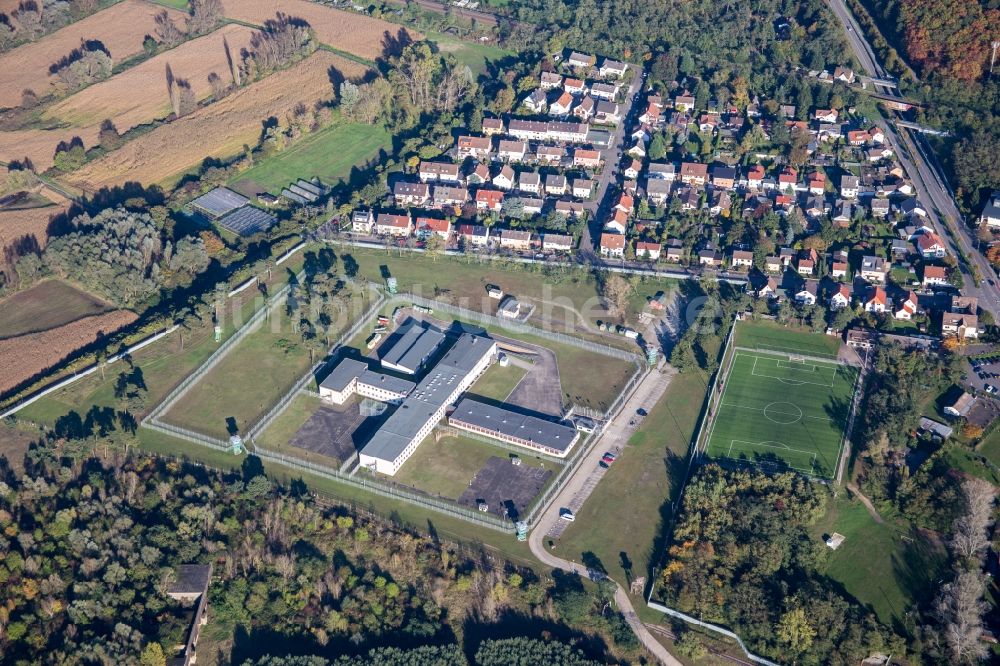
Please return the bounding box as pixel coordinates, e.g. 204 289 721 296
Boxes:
991 41 1000 77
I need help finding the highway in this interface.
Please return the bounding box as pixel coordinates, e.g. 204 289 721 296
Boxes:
825 0 1000 317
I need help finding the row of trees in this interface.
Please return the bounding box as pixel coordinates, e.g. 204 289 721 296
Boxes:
0 0 101 52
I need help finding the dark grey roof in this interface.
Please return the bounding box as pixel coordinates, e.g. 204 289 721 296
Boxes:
168 564 212 595
190 187 248 218
449 398 579 453
217 206 276 236
359 369 415 395
320 358 368 392
380 321 445 373
361 333 496 462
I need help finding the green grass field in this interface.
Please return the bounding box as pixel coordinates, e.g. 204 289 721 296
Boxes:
230 123 392 196
393 431 559 499
734 319 843 358
557 369 706 591
704 352 858 478
467 362 527 401
423 30 512 74
0 279 111 339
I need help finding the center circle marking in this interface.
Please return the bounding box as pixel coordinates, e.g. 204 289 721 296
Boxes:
763 402 802 424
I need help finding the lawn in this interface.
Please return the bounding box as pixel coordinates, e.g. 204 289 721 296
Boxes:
942 443 1000 486
811 495 948 633
556 369 707 592
976 428 1000 470
467 361 527 401
230 122 393 196
423 30 512 74
704 352 857 479
733 319 843 358
0 279 111 339
256 390 323 450
393 431 558 499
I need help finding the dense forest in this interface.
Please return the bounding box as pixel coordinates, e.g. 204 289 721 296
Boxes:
0 440 638 665
657 464 902 664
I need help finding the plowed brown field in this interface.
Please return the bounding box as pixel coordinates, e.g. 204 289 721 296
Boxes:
0 309 137 394
0 204 68 254
44 24 260 131
220 0 420 60
0 126 101 172
0 0 187 108
66 51 369 190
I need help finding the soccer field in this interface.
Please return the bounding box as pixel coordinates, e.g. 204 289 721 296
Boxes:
704 352 859 479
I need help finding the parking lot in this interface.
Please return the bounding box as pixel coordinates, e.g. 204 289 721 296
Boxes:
968 355 1000 395
458 455 553 521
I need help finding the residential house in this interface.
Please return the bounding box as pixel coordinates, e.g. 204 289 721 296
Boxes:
745 164 765 190
457 135 492 159
899 198 927 218
778 166 798 192
536 145 566 164
797 256 815 275
832 202 853 227
915 232 947 258
638 103 662 125
711 165 737 190
375 213 412 237
550 92 574 116
567 52 595 69
893 290 918 320
679 187 700 211
600 232 626 257
626 142 646 159
831 260 848 279
814 108 839 123
942 312 979 339
731 250 753 270
542 233 573 253
847 129 870 146
863 286 888 313
492 165 515 190
604 209 629 234
351 209 374 234
572 178 594 198
457 224 490 246
646 179 671 205
595 100 621 124
796 280 819 305
807 172 825 195
419 161 461 183
709 190 732 216
979 191 1000 228
674 93 695 112
753 275 780 299
498 140 527 162
866 147 894 163
833 66 855 84
432 185 468 208
665 239 684 263
415 217 451 240
840 174 859 199
590 82 619 100
475 189 504 213
574 148 601 168
467 163 490 185
830 283 852 309
860 255 887 284
518 171 541 194
500 229 532 251
952 295 978 314
482 118 504 136
679 162 708 186
890 239 911 259
563 78 585 95
648 162 676 181
524 89 548 113
698 113 721 133
869 197 890 218
540 71 563 89
614 193 634 215
599 58 628 78
764 256 782 273
521 197 544 215
636 241 661 261
623 159 642 179
922 265 948 287
544 173 567 196
945 392 977 418
699 249 723 267
573 95 595 121
393 182 430 206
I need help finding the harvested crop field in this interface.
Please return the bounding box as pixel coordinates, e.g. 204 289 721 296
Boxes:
0 0 188 109
221 0 421 61
0 204 68 255
66 51 370 190
0 279 111 339
44 24 260 132
0 309 137 395
0 126 101 172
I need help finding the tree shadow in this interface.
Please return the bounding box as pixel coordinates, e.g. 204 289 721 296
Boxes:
380 27 414 61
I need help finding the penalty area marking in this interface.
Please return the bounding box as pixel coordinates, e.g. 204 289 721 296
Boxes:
749 354 837 388
726 439 818 474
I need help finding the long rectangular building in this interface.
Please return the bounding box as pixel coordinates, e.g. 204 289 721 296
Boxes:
448 398 580 458
319 358 416 405
379 322 446 375
507 119 589 143
360 334 497 475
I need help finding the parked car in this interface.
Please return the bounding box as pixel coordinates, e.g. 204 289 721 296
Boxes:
559 508 576 521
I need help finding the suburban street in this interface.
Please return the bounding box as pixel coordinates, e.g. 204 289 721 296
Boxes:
579 66 648 254
527 365 682 666
825 0 1000 317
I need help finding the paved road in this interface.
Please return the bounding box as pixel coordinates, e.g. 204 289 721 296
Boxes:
526 365 683 665
825 0 1000 318
580 67 648 254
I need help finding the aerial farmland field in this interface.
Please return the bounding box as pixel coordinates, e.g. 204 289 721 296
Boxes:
0 0 187 109
220 0 422 61
66 51 370 190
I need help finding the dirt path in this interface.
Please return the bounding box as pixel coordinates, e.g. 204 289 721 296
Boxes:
846 482 885 524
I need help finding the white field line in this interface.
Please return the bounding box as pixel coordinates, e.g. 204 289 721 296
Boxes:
719 401 835 423
727 439 818 474
744 353 837 387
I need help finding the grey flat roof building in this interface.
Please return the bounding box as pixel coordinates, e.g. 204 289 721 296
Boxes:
379 321 446 374
359 369 415 395
218 206 277 236
320 358 368 392
361 334 497 467
449 398 579 455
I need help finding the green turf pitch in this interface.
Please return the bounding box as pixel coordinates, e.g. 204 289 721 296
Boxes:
704 352 859 478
